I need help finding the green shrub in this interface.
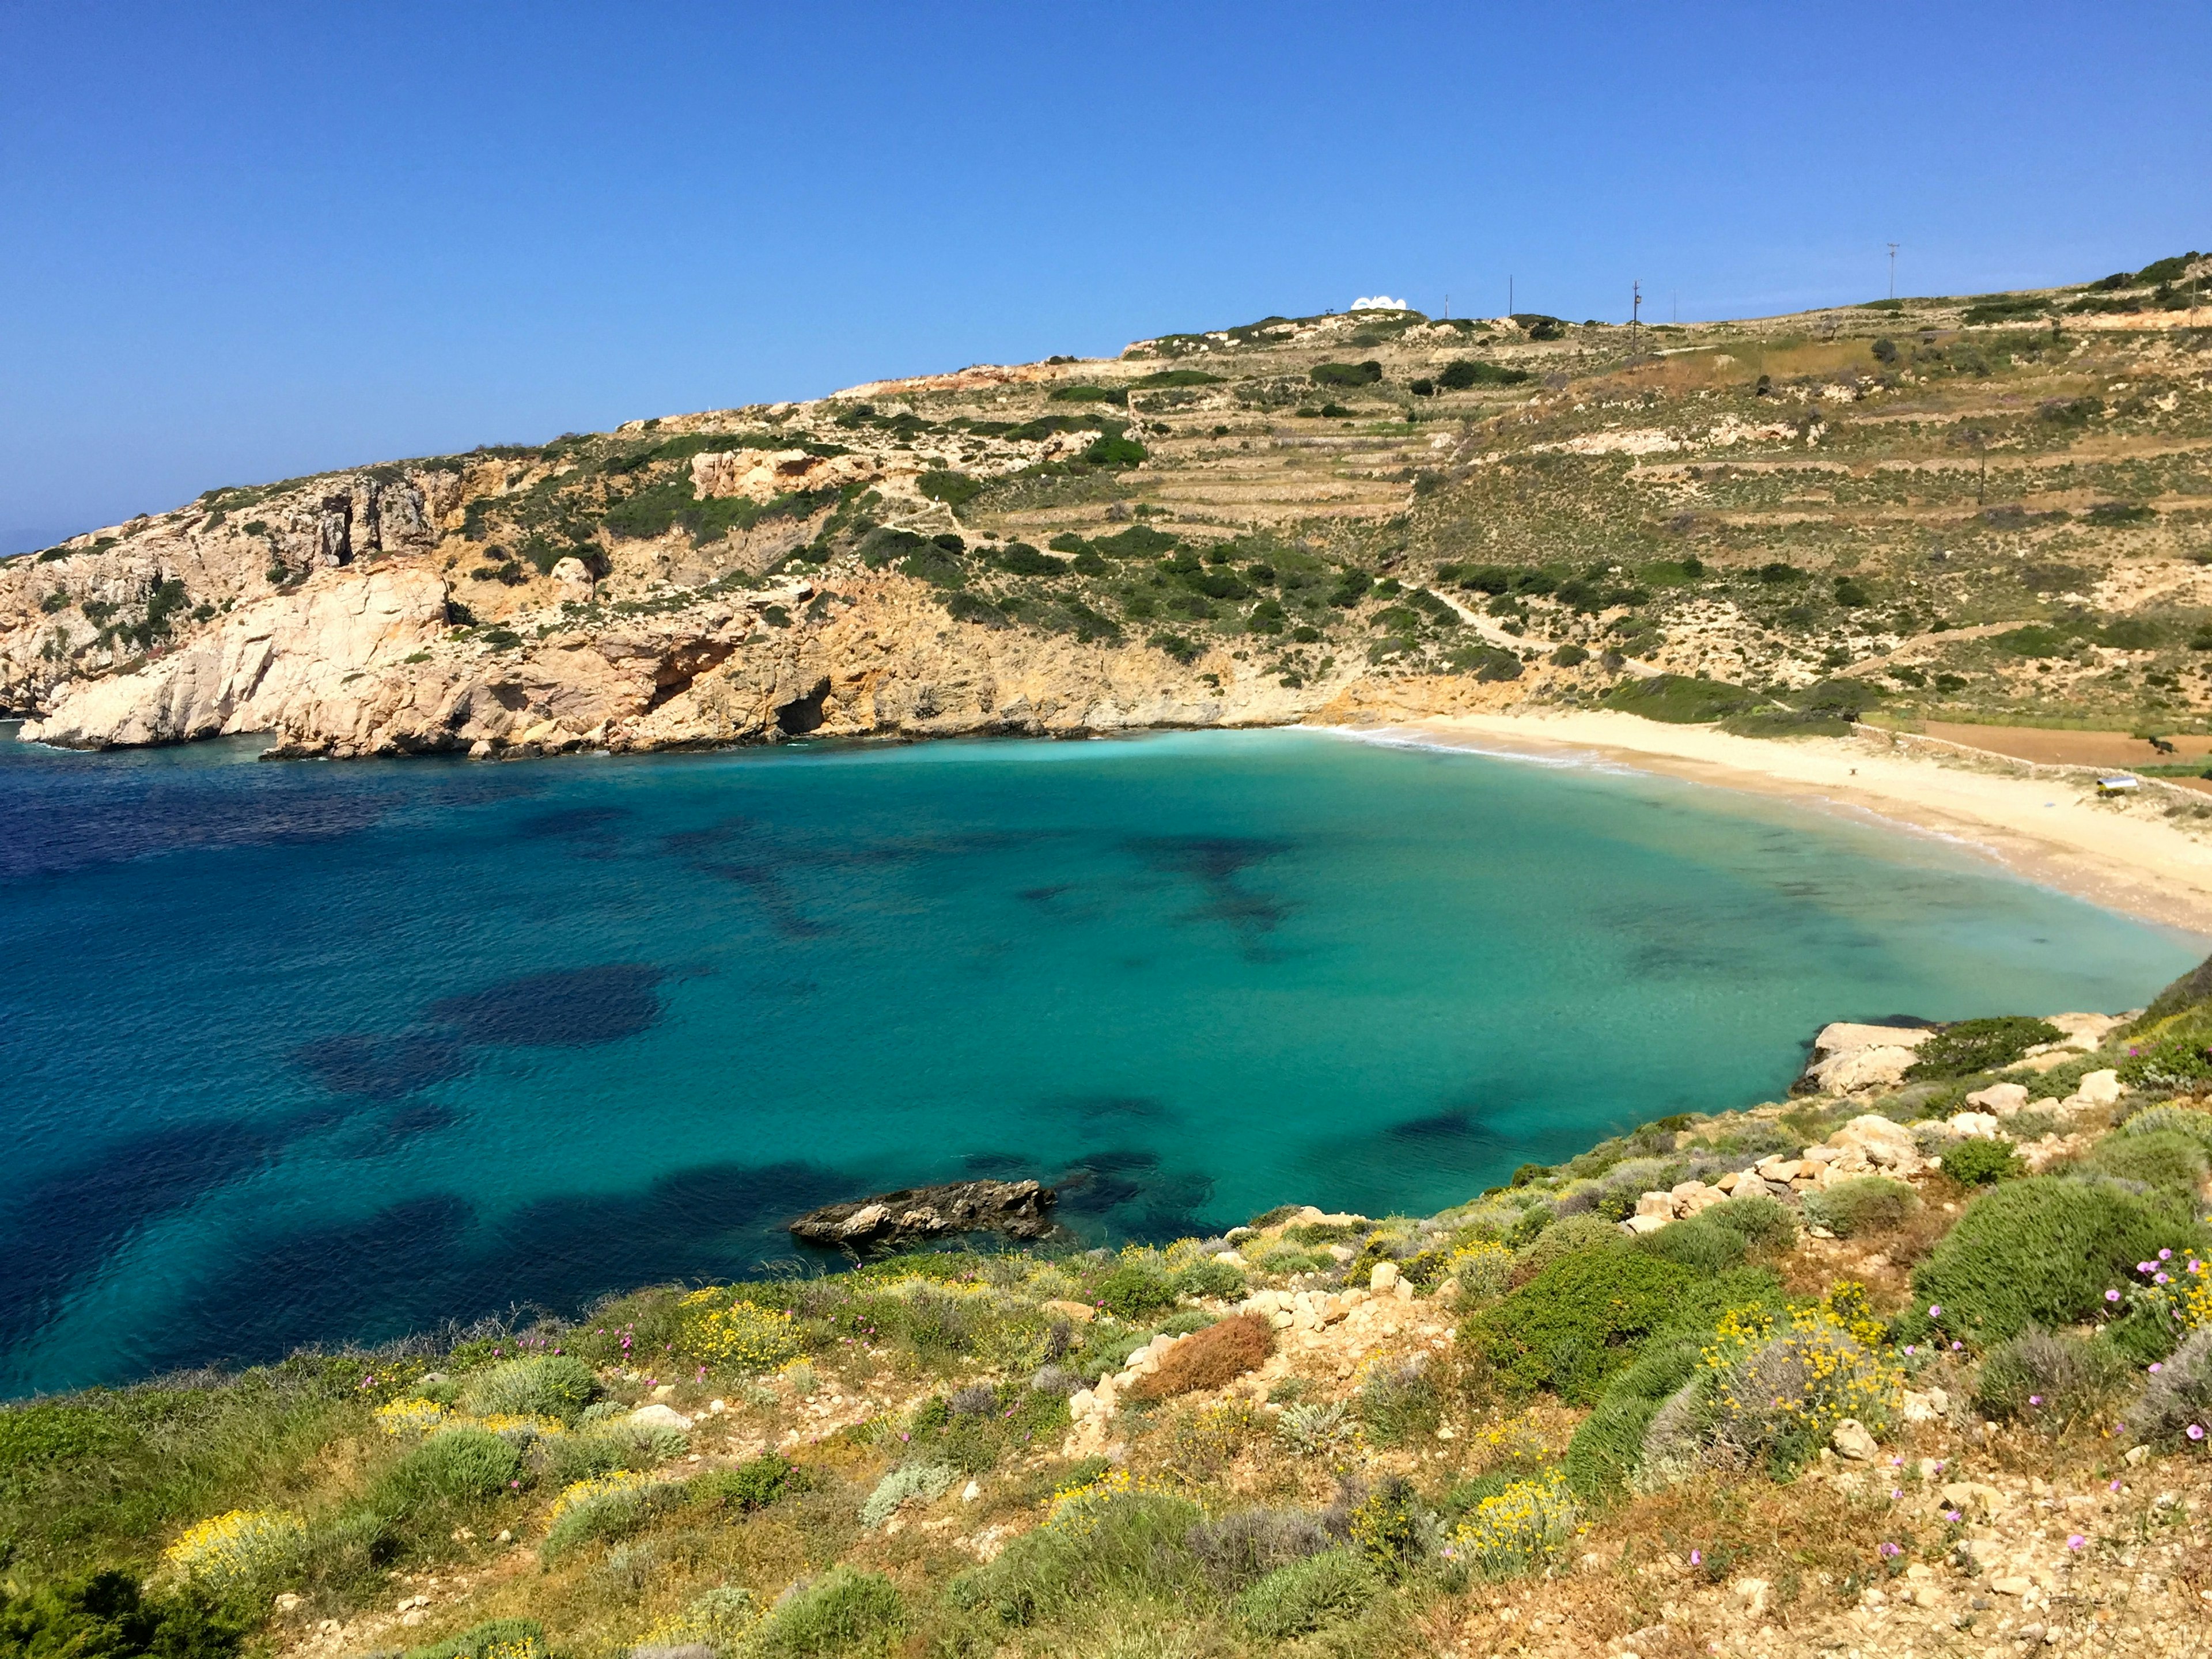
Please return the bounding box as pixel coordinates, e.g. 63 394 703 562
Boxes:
544 1421 685 1484
1601 673 1757 724
1631 1215 1745 1276
0 1572 244 1659
897 544 967 589
1437 359 1530 389
1973 1330 2130 1432
1940 1137 2027 1187
385 1428 521 1504
1093 1260 1177 1320
2119 1033 2212 1091
457 1355 595 1423
1346 1475 1428 1575
1803 1176 1919 1237
942 592 1009 629
1446 642 1524 681
406 1620 545 1659
1133 369 1223 388
1310 361 1382 388
1355 1359 1440 1446
1230 1549 1378 1639
1562 1337 1702 1502
1461 1247 1699 1403
916 470 983 507
2118 1105 2212 1151
0 1400 131 1476
1910 1177 2190 1345
1705 1194 1798 1253
748 1567 904 1659
690 1452 795 1512
1083 434 1147 468
1048 384 1128 405
2082 1130 2209 1207
1509 1211 1615 1278
955 1491 1203 1624
1904 1017 2063 1081
994 543 1066 577
540 1474 653 1559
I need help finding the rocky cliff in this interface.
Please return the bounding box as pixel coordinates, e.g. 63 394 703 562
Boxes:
13 265 2212 757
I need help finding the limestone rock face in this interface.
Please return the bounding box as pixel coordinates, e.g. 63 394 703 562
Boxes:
21 565 1340 759
21 566 450 748
692 448 884 502
1801 1022 1937 1095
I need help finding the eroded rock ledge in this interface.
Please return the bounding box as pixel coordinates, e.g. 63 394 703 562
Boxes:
789 1179 1059 1249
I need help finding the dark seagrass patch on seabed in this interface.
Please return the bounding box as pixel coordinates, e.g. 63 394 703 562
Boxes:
107 1158 855 1384
0 1118 285 1351
293 1029 474 1099
1054 1146 1217 1243
424 963 665 1047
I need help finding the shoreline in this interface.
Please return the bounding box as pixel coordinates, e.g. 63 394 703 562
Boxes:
16 698 2212 941
1334 709 2212 941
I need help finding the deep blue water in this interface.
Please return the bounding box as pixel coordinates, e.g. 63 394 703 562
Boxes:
0 724 2199 1396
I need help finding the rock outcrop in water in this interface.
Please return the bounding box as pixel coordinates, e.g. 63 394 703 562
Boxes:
789 1179 1059 1248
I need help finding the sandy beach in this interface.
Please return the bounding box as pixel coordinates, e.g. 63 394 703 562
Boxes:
1337 709 2212 941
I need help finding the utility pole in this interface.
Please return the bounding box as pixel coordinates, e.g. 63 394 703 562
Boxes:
1888 243 1899 300
1509 275 1514 317
1631 279 1642 356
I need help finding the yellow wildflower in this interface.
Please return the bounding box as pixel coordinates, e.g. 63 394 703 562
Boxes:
373 1396 446 1436
162 1508 305 1592
1445 1472 1580 1578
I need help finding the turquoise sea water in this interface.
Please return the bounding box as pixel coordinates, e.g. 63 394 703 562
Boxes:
0 724 2199 1396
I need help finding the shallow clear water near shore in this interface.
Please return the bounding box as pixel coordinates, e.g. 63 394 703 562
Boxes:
0 724 2197 1396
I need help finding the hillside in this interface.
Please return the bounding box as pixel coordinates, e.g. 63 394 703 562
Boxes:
5 964 2211 1657
7 253 2212 758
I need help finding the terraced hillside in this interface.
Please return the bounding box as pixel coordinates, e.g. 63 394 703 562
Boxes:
5 253 2210 755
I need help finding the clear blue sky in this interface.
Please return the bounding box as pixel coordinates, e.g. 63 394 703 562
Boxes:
3 1 2206 551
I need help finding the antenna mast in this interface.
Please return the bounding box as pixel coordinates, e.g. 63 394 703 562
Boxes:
1888 243 1899 300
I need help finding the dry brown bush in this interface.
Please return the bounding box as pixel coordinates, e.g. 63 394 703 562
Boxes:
1129 1313 1274 1399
